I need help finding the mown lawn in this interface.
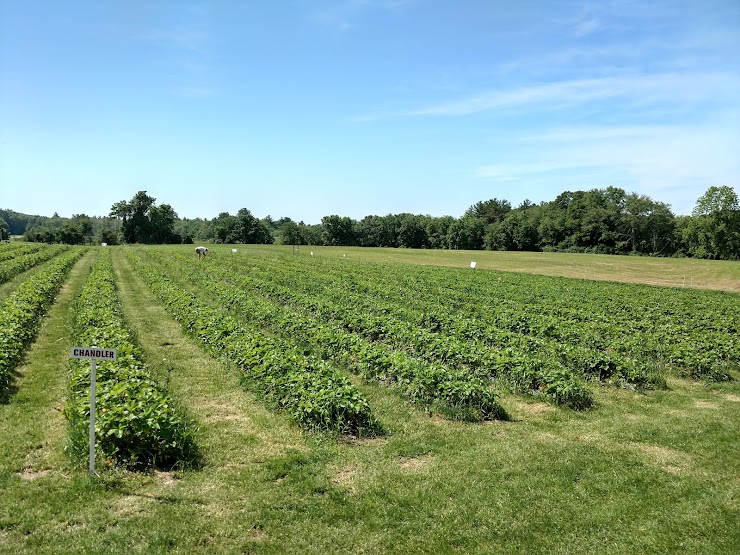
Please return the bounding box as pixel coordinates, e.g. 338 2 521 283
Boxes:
0 247 738 554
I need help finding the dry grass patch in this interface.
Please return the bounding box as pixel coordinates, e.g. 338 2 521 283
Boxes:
399 455 433 470
693 400 720 409
109 495 156 518
331 463 361 493
722 394 740 403
628 442 691 475
509 399 557 418
17 468 53 481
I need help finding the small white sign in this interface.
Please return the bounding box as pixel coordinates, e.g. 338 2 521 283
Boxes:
232 248 238 253
310 251 314 256
101 242 107 247
70 347 117 360
470 261 477 269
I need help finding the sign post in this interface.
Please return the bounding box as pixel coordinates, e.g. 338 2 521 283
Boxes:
70 347 117 475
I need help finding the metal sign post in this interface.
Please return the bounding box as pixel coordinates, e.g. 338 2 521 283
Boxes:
70 347 117 476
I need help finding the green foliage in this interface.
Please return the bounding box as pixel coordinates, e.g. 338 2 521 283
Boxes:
0 249 83 395
66 250 199 470
322 215 357 246
0 217 9 240
127 250 380 435
684 186 740 260
110 191 181 244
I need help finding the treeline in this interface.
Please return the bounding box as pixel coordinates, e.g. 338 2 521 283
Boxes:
274 186 739 260
3 185 738 260
0 209 119 245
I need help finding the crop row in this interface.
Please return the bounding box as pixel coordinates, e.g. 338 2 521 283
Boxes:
0 245 70 285
126 250 380 436
0 242 46 263
65 250 198 470
154 249 593 409
137 250 507 420
0 250 83 395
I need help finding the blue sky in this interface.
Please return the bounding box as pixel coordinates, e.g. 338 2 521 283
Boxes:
1 0 739 223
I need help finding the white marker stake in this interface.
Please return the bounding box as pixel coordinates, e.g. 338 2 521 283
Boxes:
70 347 117 476
470 261 476 269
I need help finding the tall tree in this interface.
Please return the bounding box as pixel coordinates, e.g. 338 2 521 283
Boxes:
322 215 357 246
464 198 512 224
109 191 180 244
685 186 740 259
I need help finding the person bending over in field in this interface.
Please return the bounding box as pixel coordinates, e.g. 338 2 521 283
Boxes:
195 246 208 259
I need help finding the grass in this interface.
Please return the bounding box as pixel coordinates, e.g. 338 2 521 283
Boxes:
0 246 738 554
241 244 740 292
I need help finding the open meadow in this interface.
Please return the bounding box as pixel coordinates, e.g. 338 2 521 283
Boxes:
1 243 738 554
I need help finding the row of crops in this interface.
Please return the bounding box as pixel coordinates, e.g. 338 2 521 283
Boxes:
130 246 738 421
65 250 198 469
1 243 738 472
0 246 83 394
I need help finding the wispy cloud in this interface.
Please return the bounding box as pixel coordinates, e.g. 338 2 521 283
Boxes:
572 17 600 38
475 124 740 213
402 71 740 117
312 0 411 31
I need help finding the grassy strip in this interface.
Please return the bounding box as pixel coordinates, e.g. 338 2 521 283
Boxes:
139 250 507 421
0 249 84 397
0 245 70 284
246 243 740 292
65 250 199 470
126 249 381 436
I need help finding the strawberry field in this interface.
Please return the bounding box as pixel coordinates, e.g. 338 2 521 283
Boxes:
0 243 738 554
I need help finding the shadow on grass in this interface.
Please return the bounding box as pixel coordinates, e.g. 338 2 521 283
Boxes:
0 369 22 404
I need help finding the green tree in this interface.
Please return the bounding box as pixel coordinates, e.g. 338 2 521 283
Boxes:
0 217 9 240
446 217 485 250
685 186 740 259
233 208 273 244
110 192 182 244
277 220 302 245
322 215 357 246
110 191 157 243
464 198 512 224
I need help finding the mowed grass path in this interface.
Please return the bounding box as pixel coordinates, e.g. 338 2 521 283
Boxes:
242 244 740 292
0 246 738 554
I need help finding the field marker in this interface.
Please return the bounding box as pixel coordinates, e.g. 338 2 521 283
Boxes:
70 347 117 475
470 261 476 269
232 249 238 253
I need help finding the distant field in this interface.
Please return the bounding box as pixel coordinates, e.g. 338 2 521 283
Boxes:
219 244 740 293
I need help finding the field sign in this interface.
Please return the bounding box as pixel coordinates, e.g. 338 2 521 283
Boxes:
70 347 117 360
70 346 117 475
470 261 477 269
